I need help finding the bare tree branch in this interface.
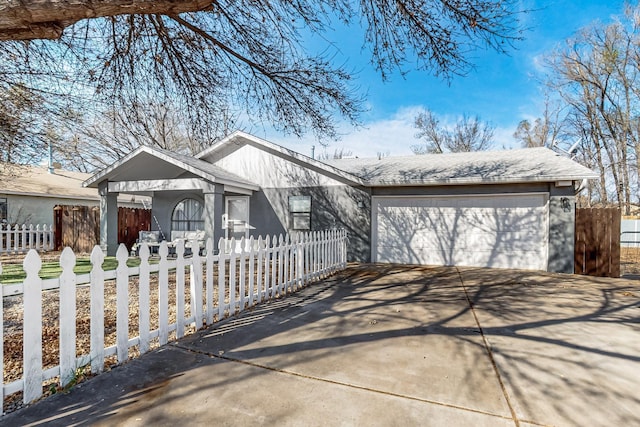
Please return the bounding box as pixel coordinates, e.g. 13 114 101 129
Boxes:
412 108 494 154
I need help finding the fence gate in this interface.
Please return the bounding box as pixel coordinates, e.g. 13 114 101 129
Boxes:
118 207 151 250
574 207 621 277
54 205 151 253
54 205 100 253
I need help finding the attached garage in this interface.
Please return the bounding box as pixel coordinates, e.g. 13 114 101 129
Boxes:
329 147 599 273
372 193 549 270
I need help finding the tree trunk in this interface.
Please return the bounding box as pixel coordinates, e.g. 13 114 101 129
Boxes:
0 0 213 40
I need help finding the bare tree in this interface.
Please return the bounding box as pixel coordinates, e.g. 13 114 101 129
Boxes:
542 4 640 213
0 1 525 169
317 148 354 161
513 98 564 148
0 84 47 164
412 108 494 154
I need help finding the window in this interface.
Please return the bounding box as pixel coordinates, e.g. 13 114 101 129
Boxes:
289 195 311 230
225 196 250 240
171 198 204 231
0 197 6 223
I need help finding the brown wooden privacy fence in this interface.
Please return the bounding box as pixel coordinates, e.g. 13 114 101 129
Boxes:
54 205 151 252
54 205 99 253
575 207 621 277
118 207 151 250
0 229 347 408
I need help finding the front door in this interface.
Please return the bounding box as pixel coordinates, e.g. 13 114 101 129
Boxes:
225 196 250 241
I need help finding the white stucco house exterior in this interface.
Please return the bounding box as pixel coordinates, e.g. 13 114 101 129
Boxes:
84 131 597 273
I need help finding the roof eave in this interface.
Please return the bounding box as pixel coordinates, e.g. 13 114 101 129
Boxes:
369 175 599 187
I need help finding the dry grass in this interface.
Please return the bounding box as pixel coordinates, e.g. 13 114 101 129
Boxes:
0 250 280 415
621 247 640 277
2 270 203 413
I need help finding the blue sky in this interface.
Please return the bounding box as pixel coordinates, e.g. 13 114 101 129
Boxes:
256 0 629 159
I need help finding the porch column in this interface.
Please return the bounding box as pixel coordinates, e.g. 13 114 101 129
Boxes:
203 183 225 252
99 180 119 256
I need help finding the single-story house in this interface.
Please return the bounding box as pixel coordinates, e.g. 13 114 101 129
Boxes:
84 131 597 273
0 163 146 226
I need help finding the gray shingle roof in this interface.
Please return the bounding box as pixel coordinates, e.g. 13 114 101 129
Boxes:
324 147 598 186
0 164 147 204
152 146 258 187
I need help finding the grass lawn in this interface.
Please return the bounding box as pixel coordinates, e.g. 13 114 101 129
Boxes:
0 257 144 284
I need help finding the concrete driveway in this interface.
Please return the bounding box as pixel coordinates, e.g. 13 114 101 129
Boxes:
5 264 639 426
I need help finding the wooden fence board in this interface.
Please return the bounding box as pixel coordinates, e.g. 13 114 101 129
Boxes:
54 205 150 252
575 207 621 277
118 207 151 250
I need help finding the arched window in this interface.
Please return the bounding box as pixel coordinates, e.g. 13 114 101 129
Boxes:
171 198 204 231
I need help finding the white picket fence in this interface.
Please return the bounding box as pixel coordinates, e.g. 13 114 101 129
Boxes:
0 229 347 408
0 224 54 253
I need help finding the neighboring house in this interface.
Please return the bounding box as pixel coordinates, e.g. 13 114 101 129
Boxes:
0 164 146 226
84 131 597 273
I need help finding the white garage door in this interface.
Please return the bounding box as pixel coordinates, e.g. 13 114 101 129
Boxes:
372 194 549 270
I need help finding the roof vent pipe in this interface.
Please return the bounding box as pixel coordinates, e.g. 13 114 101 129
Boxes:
311 145 315 159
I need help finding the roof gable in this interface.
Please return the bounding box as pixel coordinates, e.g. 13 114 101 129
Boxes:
84 145 258 190
197 131 367 187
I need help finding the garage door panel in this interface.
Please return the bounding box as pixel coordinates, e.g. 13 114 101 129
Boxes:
374 194 548 270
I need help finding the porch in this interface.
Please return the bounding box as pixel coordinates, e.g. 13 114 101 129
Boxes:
83 145 259 255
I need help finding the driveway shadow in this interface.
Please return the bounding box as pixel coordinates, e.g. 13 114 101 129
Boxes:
4 264 639 426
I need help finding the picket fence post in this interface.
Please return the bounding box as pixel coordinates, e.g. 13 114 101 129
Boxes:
270 235 277 297
229 238 237 315
0 261 3 406
303 232 310 282
116 244 129 363
191 239 203 329
176 240 186 339
256 236 264 302
23 250 42 403
288 234 295 292
297 232 304 289
59 247 76 387
138 243 151 354
276 233 284 296
205 239 214 325
248 236 255 307
158 242 169 346
218 238 226 320
90 246 105 375
282 234 289 296
263 235 271 301
12 225 19 253
239 237 246 312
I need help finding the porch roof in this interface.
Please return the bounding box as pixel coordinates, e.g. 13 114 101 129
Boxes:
83 145 259 192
